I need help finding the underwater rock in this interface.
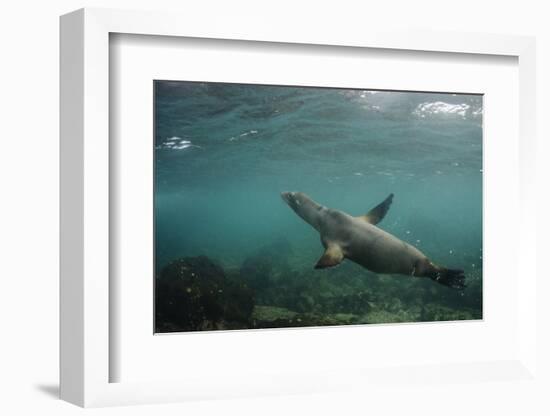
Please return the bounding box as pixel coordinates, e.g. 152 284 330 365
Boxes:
329 313 358 325
251 305 360 328
246 266 376 316
320 291 373 314
155 256 254 332
420 303 478 321
252 305 298 321
360 309 416 324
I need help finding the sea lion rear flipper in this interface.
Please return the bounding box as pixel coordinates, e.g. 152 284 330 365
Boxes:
358 193 394 225
432 268 467 290
314 245 344 269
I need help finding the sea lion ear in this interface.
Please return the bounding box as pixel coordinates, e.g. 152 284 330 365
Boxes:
358 193 394 225
314 245 344 269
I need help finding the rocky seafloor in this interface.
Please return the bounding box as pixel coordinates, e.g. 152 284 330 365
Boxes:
155 241 482 333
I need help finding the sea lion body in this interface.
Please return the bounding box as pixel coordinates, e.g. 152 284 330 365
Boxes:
281 191 465 289
322 211 422 274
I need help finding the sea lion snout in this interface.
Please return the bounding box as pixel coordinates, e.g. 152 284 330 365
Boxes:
281 191 301 209
281 192 325 232
280 191 294 204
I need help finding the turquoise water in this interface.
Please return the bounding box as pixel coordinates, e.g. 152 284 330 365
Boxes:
154 81 482 332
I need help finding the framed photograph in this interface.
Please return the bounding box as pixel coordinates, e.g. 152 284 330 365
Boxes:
152 80 481 335
60 8 538 408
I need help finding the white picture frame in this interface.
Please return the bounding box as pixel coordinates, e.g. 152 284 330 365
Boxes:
60 7 538 408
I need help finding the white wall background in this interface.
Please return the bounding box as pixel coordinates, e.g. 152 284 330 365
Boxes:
0 0 548 415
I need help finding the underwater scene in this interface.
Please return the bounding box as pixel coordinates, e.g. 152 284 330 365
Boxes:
154 81 483 333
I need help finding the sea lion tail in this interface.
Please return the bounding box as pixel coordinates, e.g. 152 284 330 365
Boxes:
431 268 466 290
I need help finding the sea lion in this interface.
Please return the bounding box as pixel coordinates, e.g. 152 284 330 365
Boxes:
281 191 465 289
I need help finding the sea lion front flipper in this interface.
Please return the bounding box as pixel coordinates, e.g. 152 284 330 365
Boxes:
314 244 344 269
358 193 394 225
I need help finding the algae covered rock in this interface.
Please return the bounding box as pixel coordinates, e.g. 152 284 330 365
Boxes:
360 310 413 324
251 305 360 329
252 305 298 322
155 256 254 332
420 303 478 321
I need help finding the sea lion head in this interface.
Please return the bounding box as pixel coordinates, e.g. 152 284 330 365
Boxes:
281 191 305 210
281 191 324 230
